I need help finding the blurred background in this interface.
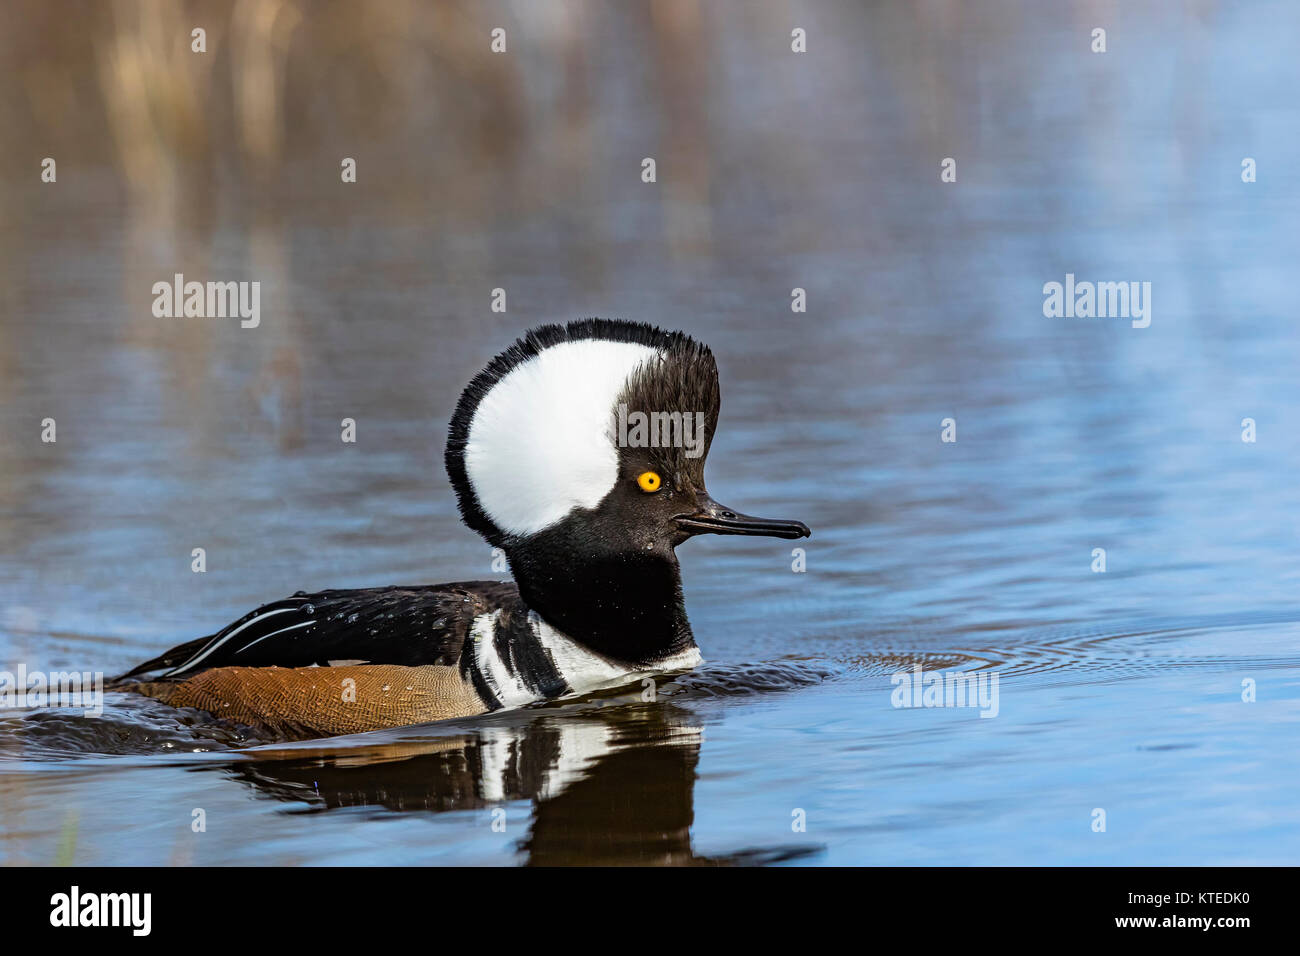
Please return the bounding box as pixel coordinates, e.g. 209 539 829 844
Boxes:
1 0 1298 865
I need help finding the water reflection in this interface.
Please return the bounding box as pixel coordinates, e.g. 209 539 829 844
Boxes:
218 703 823 865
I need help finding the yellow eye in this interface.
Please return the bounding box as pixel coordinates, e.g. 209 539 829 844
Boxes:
637 471 662 493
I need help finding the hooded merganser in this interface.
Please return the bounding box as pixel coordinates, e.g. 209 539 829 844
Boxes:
115 319 810 737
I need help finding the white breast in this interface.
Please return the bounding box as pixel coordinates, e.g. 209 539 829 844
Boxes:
533 614 702 694
471 610 702 706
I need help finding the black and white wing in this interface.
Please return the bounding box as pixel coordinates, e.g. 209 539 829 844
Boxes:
116 582 520 682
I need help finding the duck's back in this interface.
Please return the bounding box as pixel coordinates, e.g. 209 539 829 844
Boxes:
119 582 522 736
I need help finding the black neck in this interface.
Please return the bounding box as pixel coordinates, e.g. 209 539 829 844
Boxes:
505 543 695 665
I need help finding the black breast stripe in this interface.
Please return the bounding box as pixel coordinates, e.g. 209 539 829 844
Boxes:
459 630 502 711
493 611 569 700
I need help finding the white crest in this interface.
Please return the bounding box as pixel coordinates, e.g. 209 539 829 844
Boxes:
464 338 660 535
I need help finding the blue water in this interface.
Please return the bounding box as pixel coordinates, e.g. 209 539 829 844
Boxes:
1 0 1298 865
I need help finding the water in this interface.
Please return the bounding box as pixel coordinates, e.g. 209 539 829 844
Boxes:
2 0 1299 865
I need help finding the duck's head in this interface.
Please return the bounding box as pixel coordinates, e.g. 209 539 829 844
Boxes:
445 318 809 661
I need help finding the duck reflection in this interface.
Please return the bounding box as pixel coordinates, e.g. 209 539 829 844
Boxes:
214 698 820 865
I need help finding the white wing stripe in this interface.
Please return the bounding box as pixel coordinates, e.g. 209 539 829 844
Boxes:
163 607 296 675
235 619 316 656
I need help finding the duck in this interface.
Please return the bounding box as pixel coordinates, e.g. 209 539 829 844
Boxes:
115 318 810 737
